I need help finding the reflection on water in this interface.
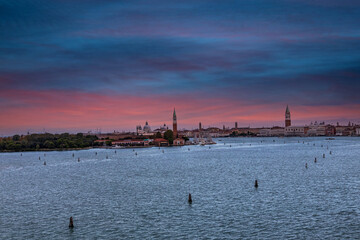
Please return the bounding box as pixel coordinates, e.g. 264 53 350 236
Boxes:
1 137 359 239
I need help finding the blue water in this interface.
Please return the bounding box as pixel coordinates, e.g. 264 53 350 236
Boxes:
1 137 359 239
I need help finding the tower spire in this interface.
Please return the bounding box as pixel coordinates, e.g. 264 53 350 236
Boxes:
173 107 177 139
285 105 291 127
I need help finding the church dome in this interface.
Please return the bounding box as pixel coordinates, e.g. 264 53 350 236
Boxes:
143 121 151 133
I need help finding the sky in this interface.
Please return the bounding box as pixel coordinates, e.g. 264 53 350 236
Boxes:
1 0 360 135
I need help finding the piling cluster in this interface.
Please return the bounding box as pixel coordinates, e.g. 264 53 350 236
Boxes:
33 137 337 231
303 140 334 169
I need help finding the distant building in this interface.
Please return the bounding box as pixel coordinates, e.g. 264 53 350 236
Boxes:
143 121 151 133
307 121 326 136
258 127 284 136
154 138 169 147
285 126 307 136
112 139 149 147
199 122 202 131
356 128 360 135
335 126 348 136
271 126 285 136
285 105 291 127
325 124 336 136
259 128 271 136
173 108 177 138
342 127 355 136
235 122 238 129
173 138 185 146
136 125 142 134
136 121 152 135
160 123 168 131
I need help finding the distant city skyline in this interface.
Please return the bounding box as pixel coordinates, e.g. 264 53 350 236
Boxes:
1 104 359 136
1 1 359 135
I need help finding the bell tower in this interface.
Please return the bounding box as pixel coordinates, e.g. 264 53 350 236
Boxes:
285 105 291 127
173 108 177 138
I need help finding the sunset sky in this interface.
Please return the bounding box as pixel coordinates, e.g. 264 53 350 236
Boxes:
1 0 360 135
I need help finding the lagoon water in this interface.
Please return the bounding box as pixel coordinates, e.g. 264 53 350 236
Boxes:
1 137 359 239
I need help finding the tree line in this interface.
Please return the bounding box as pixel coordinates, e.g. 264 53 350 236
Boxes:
0 133 98 152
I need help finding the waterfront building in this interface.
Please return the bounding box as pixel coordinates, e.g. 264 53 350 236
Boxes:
335 124 359 136
307 121 336 136
356 128 360 135
173 138 185 146
173 108 178 138
236 127 261 135
341 127 355 136
112 139 150 147
335 125 348 136
271 126 285 136
183 130 195 138
154 138 169 147
325 125 336 136
258 127 284 136
259 128 271 136
285 126 307 136
307 121 326 136
285 105 291 127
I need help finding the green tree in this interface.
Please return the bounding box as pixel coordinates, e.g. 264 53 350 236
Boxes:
155 132 162 138
182 136 189 141
44 140 55 149
164 130 174 144
6 141 16 150
12 135 21 141
1 132 99 152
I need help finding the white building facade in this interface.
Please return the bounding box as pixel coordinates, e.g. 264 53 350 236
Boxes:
285 126 306 136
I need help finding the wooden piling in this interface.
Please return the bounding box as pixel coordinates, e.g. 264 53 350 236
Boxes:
188 193 192 204
69 217 74 228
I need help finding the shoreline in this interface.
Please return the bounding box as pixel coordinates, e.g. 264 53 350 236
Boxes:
0 136 357 153
0 147 93 153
